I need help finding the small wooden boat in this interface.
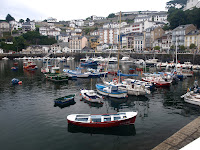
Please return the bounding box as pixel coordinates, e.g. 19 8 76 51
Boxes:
45 73 68 82
80 89 103 104
54 94 75 106
67 112 138 128
11 67 18 71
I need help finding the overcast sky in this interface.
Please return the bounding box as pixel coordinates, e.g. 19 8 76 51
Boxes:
0 0 169 21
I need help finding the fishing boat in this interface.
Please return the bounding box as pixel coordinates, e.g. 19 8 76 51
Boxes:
102 78 150 96
181 81 200 106
45 67 68 82
54 94 76 106
80 89 103 104
80 61 98 67
67 111 138 128
23 61 38 71
63 68 89 78
96 84 127 98
142 76 171 87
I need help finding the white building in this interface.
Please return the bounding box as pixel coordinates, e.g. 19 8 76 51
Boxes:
47 17 57 23
90 30 99 36
98 28 119 45
56 34 70 43
134 16 152 23
75 20 84 27
9 20 22 30
91 15 105 20
89 21 94 26
39 26 61 37
0 48 3 53
184 0 200 10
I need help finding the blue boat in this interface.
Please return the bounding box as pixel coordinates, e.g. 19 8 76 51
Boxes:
96 84 127 98
80 61 98 67
11 78 19 84
54 94 76 106
117 70 138 77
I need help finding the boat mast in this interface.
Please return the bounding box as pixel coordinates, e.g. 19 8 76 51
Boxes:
118 11 121 71
118 11 121 82
175 36 178 71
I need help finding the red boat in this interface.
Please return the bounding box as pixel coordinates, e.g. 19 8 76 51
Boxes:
67 112 137 128
142 77 171 87
23 61 38 71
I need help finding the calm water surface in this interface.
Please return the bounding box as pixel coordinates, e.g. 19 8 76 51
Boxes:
0 59 199 150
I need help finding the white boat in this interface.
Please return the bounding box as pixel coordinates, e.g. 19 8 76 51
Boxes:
80 89 103 104
102 78 150 96
120 57 133 63
181 81 200 106
67 112 138 128
2 57 9 60
63 69 89 78
67 56 75 61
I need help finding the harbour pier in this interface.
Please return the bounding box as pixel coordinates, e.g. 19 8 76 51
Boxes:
153 117 200 150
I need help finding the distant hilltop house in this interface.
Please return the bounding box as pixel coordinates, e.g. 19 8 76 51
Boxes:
9 20 22 30
47 17 57 23
91 15 105 20
22 22 36 32
0 20 10 33
39 25 61 36
184 0 200 10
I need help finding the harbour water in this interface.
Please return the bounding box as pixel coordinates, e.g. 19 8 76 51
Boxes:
0 59 200 150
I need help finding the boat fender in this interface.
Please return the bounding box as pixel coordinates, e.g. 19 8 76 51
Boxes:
113 78 118 84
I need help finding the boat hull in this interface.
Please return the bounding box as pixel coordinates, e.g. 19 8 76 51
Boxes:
67 115 137 128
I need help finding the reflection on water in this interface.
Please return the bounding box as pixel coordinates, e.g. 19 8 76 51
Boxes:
0 60 200 150
68 124 136 136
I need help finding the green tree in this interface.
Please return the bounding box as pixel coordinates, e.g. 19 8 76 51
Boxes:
19 19 24 23
167 8 187 29
107 13 116 18
189 43 196 49
26 18 30 22
154 46 160 50
6 14 15 22
179 45 185 51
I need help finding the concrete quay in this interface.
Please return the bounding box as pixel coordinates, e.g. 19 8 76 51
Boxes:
153 117 200 150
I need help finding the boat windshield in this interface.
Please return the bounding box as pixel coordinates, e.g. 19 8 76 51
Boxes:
75 118 88 122
114 117 121 120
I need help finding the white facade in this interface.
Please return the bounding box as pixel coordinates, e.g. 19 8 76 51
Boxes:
75 20 84 27
89 22 94 26
57 35 70 42
47 17 57 22
90 30 99 36
91 15 105 20
0 48 3 53
134 16 152 23
39 26 61 37
9 21 22 30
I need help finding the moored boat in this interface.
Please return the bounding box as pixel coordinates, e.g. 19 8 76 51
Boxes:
80 89 103 104
54 94 76 106
67 111 138 128
96 84 127 98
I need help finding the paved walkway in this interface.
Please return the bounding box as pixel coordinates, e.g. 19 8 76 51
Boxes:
153 117 200 150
